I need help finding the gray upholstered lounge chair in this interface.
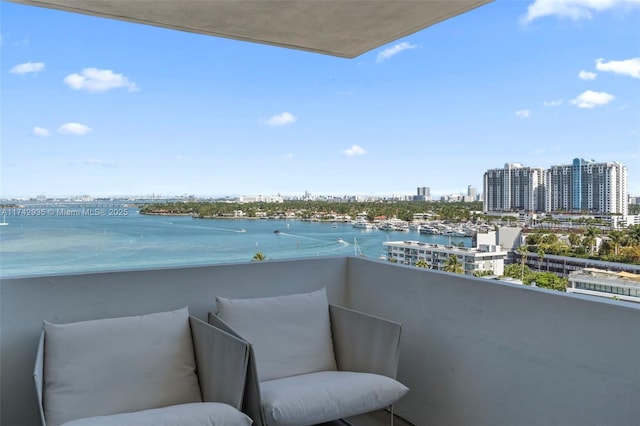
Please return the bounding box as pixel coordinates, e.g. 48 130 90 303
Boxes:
208 288 408 426
34 307 252 426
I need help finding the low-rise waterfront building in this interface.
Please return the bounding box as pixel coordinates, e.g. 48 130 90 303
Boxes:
513 251 640 277
383 240 508 275
567 268 640 303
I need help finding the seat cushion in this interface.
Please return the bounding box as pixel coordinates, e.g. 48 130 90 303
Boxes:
43 307 202 426
60 402 253 426
216 288 337 382
259 371 409 426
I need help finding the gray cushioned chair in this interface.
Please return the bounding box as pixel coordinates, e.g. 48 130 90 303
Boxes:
208 288 408 426
34 307 252 426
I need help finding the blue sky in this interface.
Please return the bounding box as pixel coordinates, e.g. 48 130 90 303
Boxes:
1 0 639 199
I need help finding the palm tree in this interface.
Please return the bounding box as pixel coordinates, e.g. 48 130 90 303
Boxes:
516 245 528 281
607 230 625 256
536 246 545 272
444 255 464 274
583 226 601 256
415 259 429 269
252 252 267 261
568 232 581 248
628 224 640 245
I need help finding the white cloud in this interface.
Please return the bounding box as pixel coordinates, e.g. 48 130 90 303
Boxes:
376 42 417 63
284 153 294 160
543 99 563 107
64 68 139 93
578 70 597 80
596 57 640 78
266 112 296 126
570 90 614 108
58 122 92 135
32 127 50 137
342 145 367 157
10 62 45 75
515 109 531 118
522 0 640 23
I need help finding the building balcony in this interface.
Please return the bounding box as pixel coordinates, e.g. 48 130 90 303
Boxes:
1 256 639 425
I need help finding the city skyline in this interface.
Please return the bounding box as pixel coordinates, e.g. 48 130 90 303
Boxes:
2 1 639 198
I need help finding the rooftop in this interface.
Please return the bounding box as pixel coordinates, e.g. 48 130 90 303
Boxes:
571 267 640 285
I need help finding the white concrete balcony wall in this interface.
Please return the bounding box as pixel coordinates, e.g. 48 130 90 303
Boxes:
0 257 348 426
346 256 640 426
2 256 639 425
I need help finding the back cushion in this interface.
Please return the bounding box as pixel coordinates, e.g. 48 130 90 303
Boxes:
216 288 337 382
43 307 202 426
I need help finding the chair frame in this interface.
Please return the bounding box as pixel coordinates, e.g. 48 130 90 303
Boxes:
33 316 250 426
209 304 402 426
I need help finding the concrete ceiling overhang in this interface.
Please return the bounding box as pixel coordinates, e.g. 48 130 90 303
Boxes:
7 0 492 58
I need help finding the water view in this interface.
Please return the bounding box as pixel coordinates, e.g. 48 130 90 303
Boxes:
0 205 470 278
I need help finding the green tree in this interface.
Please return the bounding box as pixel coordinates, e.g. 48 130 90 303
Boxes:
525 233 542 246
529 272 567 292
568 232 581 248
516 245 528 281
415 259 429 268
502 263 531 280
583 226 601 256
628 225 640 245
444 255 464 274
541 233 558 245
252 252 267 262
582 234 596 256
607 230 625 256
536 246 545 272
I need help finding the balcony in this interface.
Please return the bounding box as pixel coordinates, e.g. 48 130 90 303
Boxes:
2 256 639 425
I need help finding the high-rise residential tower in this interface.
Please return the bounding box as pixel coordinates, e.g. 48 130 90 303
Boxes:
416 186 431 201
546 158 628 215
467 185 477 201
483 163 545 212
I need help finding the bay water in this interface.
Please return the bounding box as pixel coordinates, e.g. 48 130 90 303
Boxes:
0 205 470 278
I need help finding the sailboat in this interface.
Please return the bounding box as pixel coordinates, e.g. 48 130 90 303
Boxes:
0 213 8 226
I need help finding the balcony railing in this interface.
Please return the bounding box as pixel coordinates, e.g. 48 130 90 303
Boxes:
2 256 639 425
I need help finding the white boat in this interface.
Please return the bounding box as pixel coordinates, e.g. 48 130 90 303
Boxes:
419 226 439 235
0 213 7 226
378 223 395 231
352 219 375 229
337 238 345 244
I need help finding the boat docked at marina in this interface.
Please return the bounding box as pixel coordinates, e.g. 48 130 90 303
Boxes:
352 219 376 229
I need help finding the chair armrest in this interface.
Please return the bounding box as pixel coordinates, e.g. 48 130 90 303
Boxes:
33 331 47 426
329 304 402 379
208 312 266 426
189 316 249 410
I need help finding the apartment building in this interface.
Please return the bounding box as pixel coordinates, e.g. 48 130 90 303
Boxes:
483 163 545 213
484 159 628 215
383 240 508 276
416 186 431 201
546 158 628 215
